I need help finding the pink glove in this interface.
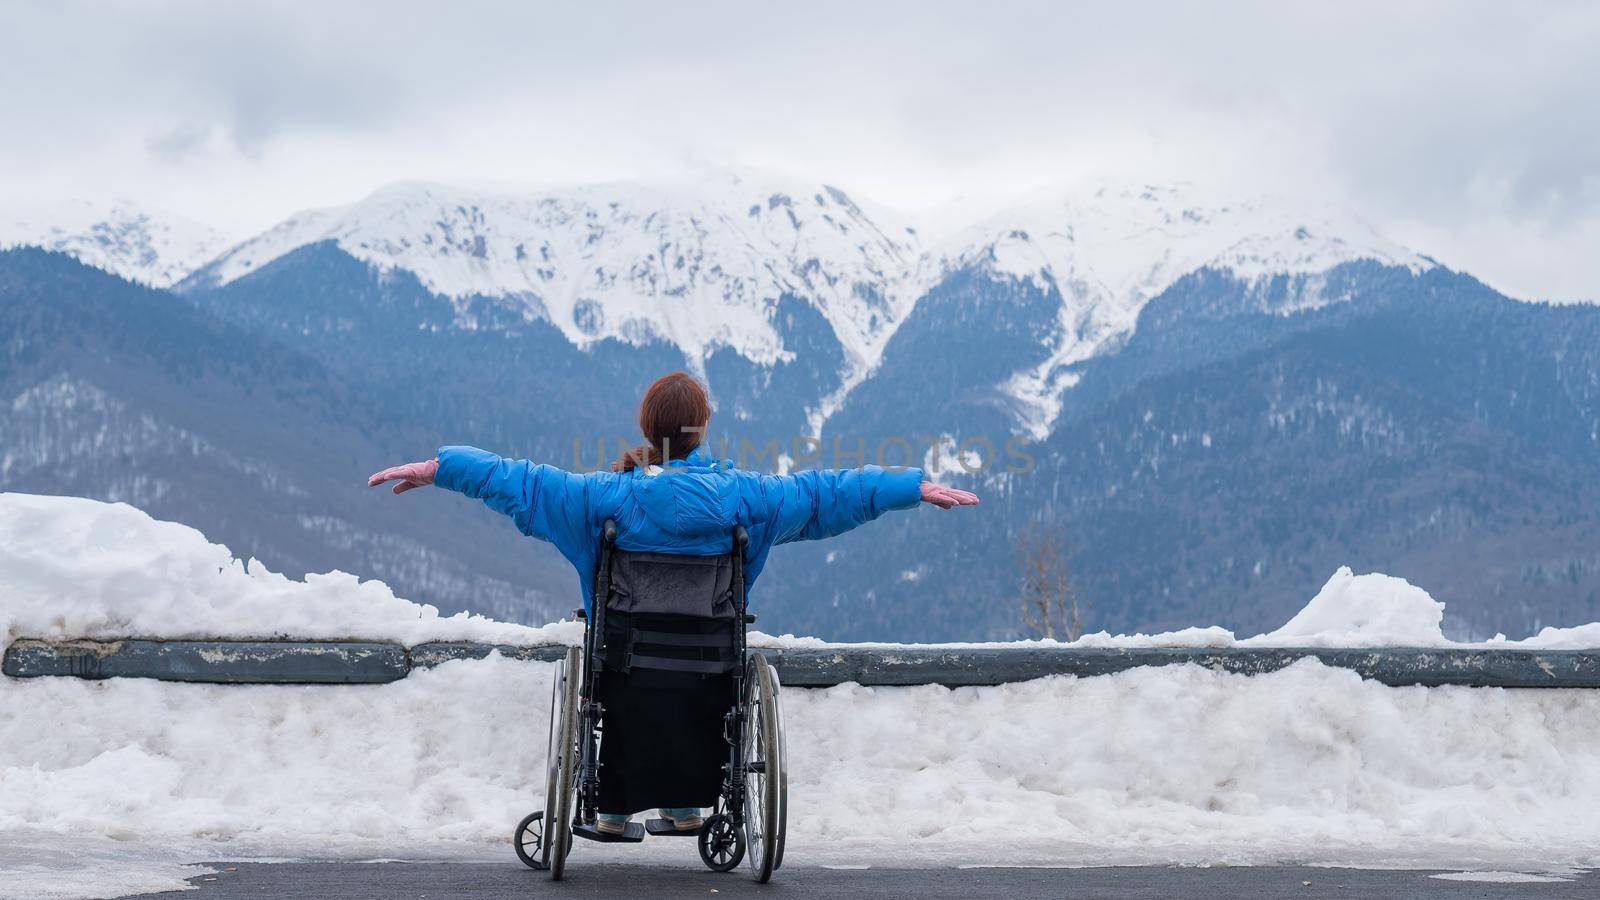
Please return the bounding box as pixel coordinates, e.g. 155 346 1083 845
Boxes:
368 459 439 495
920 481 979 509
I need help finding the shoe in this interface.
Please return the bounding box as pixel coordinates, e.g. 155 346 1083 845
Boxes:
595 817 631 835
662 812 703 831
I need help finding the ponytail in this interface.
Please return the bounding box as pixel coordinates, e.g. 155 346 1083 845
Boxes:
612 442 665 473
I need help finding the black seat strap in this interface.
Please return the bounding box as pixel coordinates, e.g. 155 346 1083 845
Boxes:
625 654 736 675
630 629 729 649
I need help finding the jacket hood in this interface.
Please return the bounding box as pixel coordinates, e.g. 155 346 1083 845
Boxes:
628 446 744 537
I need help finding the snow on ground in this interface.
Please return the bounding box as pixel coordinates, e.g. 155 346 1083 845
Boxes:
0 832 212 900
6 492 1600 897
1429 870 1578 883
7 653 1600 892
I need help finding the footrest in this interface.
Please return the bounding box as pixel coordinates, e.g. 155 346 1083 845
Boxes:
572 822 645 843
645 818 702 837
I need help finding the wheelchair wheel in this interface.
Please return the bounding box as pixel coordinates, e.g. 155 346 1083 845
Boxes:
742 653 786 883
542 646 581 880
697 812 745 872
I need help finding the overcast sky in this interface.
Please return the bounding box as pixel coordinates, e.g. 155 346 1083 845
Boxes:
3 0 1596 300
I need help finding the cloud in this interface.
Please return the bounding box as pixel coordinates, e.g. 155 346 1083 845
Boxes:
0 0 1596 300
144 123 213 162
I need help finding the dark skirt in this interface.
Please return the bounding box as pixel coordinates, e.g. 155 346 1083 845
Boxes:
594 613 736 815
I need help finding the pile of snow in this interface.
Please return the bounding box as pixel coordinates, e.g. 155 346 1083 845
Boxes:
1068 567 1452 650
0 493 567 650
1254 567 1447 646
0 197 229 289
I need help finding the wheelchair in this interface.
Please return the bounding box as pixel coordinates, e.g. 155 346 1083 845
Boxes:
513 519 789 882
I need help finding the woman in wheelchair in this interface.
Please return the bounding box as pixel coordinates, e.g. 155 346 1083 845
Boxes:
369 371 977 876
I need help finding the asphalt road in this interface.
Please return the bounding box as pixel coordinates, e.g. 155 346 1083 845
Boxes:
139 862 1597 899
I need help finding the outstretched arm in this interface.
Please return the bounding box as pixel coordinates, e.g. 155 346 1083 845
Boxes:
768 466 979 545
368 447 600 552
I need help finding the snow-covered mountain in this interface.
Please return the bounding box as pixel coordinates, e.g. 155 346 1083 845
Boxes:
0 198 229 288
1 175 1446 441
188 171 924 376
180 172 1437 438
919 183 1433 434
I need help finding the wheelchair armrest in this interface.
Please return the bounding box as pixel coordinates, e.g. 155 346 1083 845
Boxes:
572 608 587 621
743 613 757 624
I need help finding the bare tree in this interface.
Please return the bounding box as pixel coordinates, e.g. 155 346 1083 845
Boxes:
1018 527 1089 641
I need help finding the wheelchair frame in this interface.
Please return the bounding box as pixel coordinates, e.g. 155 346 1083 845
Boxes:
515 519 788 883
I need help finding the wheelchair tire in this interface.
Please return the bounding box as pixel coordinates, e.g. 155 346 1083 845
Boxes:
770 661 789 871
743 653 785 883
543 646 581 880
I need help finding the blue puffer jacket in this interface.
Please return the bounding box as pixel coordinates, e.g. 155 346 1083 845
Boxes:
434 445 925 612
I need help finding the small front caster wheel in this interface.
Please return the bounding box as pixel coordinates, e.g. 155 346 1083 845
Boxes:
697 814 746 872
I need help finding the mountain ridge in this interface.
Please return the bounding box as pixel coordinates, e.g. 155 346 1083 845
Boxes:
0 197 230 289
7 174 1490 442
185 172 924 375
173 173 1445 435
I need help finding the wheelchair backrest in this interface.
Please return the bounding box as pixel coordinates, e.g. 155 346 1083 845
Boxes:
588 521 750 682
606 550 738 619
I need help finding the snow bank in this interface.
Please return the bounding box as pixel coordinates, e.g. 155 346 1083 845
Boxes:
6 494 1599 653
5 656 1600 876
0 493 574 650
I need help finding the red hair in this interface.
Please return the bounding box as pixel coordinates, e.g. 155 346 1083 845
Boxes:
612 371 712 472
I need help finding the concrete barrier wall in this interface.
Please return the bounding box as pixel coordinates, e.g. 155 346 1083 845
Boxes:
8 638 1600 688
